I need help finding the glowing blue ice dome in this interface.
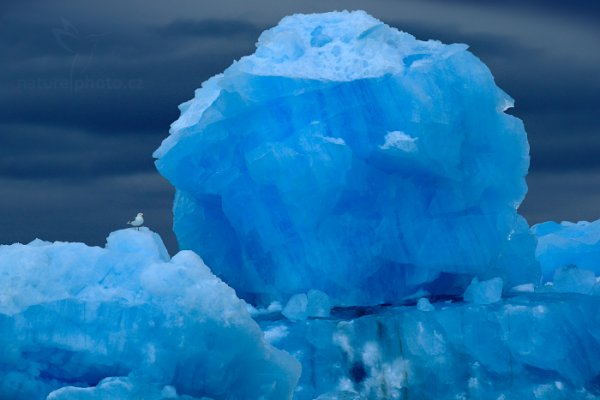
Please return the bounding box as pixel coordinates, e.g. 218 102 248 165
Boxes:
155 10 539 306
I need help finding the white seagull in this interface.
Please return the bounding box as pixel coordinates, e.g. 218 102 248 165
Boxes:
127 212 144 230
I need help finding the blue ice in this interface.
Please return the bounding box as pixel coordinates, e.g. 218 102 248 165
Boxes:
0 228 299 399
2 10 600 400
262 294 600 400
533 220 600 278
154 10 539 307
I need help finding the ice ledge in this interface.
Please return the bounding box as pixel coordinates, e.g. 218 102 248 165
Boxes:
0 229 300 399
238 10 468 81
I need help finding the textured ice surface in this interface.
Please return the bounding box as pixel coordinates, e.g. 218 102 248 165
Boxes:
416 297 434 312
552 265 598 295
259 295 600 400
4 9 599 400
534 220 600 280
0 228 299 399
463 277 503 304
47 377 209 400
155 10 539 306
282 290 331 321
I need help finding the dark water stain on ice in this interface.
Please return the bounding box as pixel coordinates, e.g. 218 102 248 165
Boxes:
349 361 368 384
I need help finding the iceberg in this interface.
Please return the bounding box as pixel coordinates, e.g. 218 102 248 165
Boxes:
260 294 600 400
2 9 600 400
0 228 300 399
155 10 539 306
533 220 600 279
532 220 600 296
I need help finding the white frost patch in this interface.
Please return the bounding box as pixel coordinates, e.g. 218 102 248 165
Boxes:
417 297 434 312
337 377 355 392
267 301 282 313
382 359 408 393
247 301 282 316
468 377 479 390
510 283 535 293
463 277 503 305
363 358 408 399
533 305 548 315
497 96 515 112
263 324 289 344
358 341 409 398
507 229 515 240
380 131 418 152
161 385 178 399
333 332 354 361
246 302 259 315
322 136 346 145
362 342 381 368
534 384 556 398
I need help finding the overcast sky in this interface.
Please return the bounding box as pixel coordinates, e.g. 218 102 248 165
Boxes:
1 1 599 254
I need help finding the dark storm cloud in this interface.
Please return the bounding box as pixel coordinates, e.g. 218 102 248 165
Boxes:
2 85 166 135
0 124 162 180
154 18 263 38
0 173 178 252
530 135 600 171
0 16 256 135
0 21 66 59
520 170 600 225
436 0 600 20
